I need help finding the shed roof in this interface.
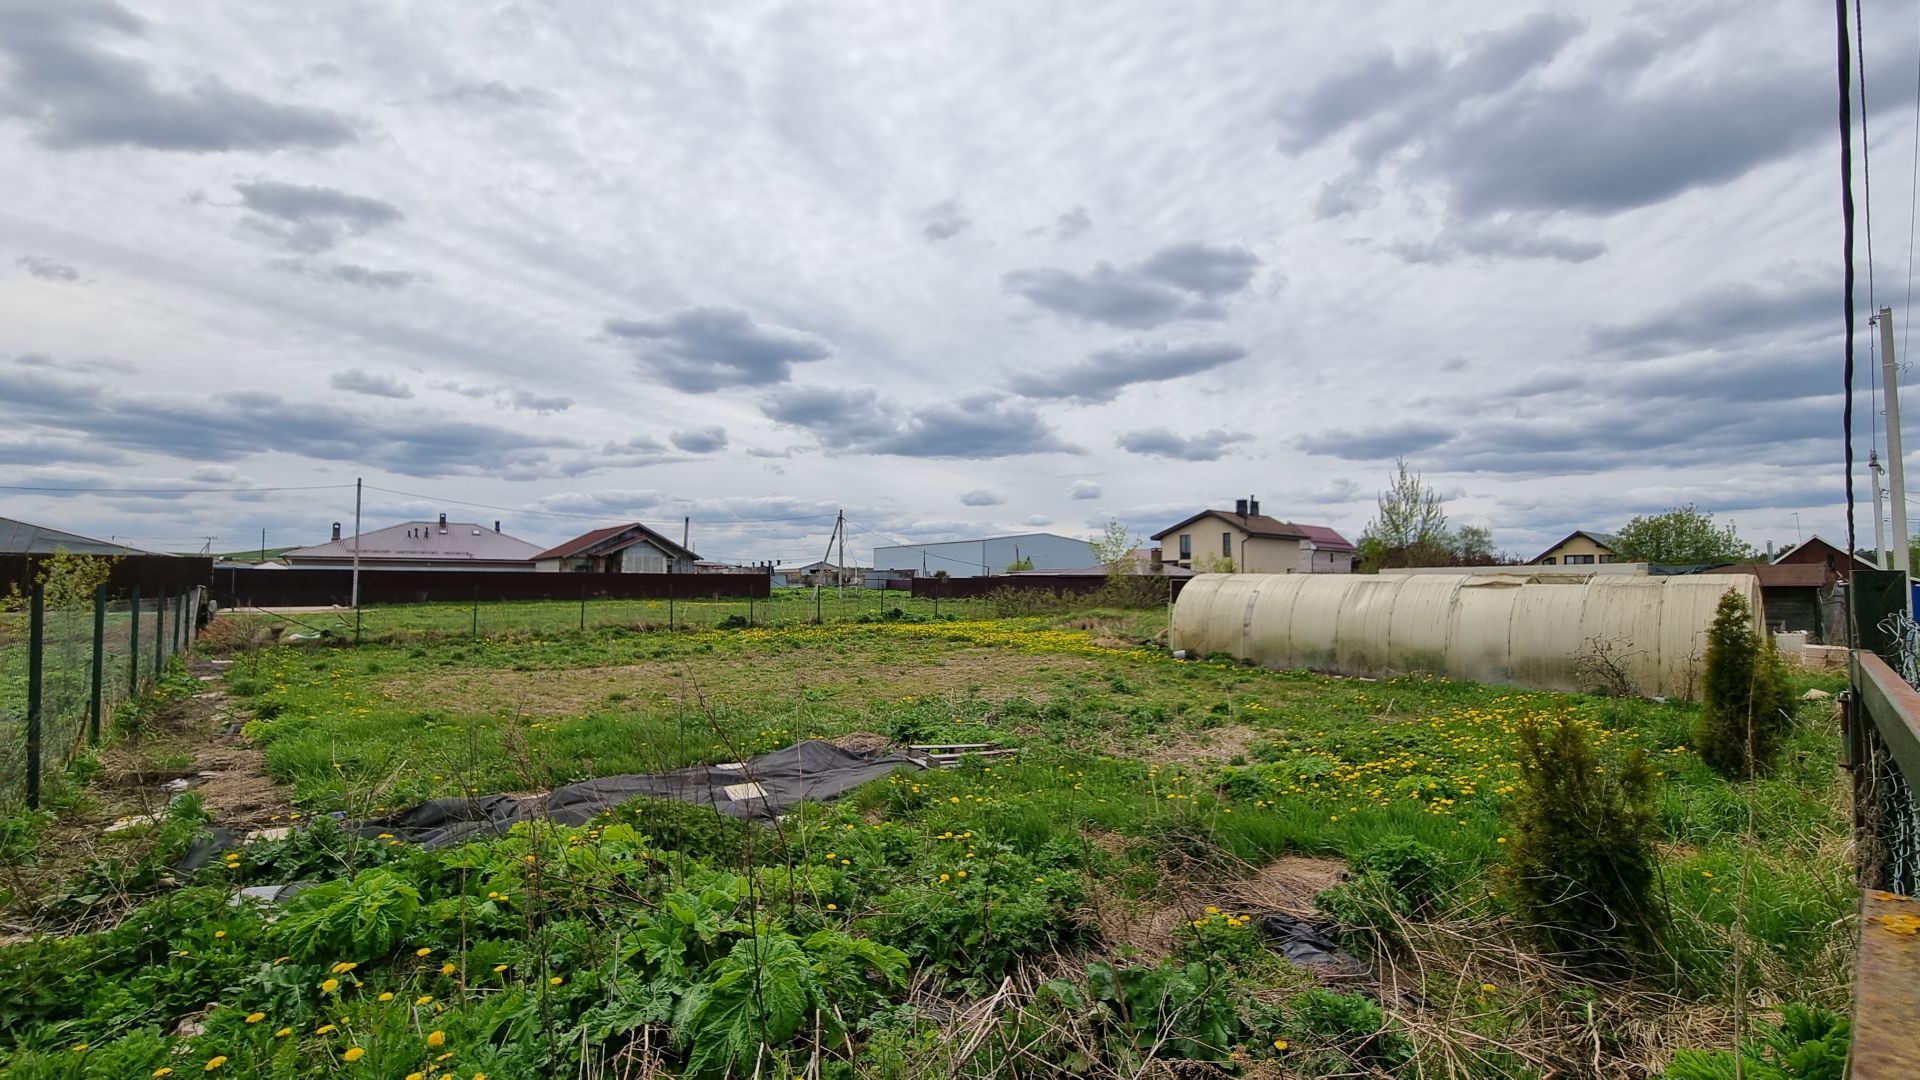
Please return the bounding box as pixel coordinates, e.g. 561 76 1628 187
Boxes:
1705 563 1830 588
532 522 699 563
0 516 165 556
286 520 544 563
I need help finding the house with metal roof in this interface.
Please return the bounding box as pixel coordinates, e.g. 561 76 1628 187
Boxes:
283 514 544 570
531 522 699 574
0 515 167 556
1150 497 1355 573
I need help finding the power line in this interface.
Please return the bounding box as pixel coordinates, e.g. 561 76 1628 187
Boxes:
0 482 353 495
361 484 842 527
1840 0 1861 563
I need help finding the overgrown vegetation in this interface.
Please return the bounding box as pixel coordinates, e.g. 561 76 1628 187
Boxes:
0 608 1857 1077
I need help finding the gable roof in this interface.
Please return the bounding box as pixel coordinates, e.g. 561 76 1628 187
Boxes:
533 522 699 563
1150 509 1308 542
285 521 544 563
1772 534 1874 569
0 516 164 556
1529 530 1619 563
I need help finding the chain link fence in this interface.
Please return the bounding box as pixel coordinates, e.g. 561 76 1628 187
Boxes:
1866 608 1920 893
1 584 200 811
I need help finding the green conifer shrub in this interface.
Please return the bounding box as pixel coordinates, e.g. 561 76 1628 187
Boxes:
1500 715 1661 964
1695 589 1798 778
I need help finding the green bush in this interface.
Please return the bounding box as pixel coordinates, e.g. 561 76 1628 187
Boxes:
1039 960 1246 1064
1695 589 1798 778
1500 715 1662 963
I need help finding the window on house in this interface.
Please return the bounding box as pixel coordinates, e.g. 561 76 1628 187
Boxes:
1563 554 1596 565
1539 556 1557 565
1178 534 1191 559
1598 554 1617 564
1222 532 1232 557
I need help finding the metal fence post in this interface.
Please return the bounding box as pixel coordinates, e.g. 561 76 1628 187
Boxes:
580 580 588 631
89 584 106 744
129 585 141 694
472 587 480 638
25 583 45 810
154 588 166 676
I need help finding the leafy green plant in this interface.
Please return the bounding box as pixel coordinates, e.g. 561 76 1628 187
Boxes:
1696 589 1798 778
1282 987 1413 1070
1662 1003 1850 1080
1041 960 1246 1064
269 867 421 963
1500 714 1661 963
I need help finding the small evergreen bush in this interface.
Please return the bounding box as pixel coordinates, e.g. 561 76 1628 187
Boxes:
1695 590 1798 778
1500 715 1661 963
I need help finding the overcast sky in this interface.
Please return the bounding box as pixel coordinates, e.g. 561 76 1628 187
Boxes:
0 0 1909 562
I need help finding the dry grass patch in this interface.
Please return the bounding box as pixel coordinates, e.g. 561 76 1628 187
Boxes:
383 647 1101 716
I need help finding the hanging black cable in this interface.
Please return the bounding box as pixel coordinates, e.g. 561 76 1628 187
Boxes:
1840 0 1860 564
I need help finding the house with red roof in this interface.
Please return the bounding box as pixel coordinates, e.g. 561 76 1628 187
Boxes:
1149 497 1355 574
532 522 700 575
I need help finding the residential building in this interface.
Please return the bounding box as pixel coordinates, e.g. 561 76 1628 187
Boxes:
772 560 864 586
284 514 543 570
1149 498 1355 574
0 515 166 556
1772 535 1874 579
1530 530 1621 566
532 522 699 574
872 532 1097 578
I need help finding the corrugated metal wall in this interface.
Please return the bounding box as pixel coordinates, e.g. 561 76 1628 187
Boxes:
1169 572 1765 698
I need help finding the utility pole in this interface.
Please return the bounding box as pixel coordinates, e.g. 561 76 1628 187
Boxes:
351 477 363 634
836 510 846 602
682 516 690 554
1872 450 1889 567
1881 307 1910 573
260 527 266 563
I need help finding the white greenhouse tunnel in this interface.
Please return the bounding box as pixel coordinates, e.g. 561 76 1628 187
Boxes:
1168 572 1765 699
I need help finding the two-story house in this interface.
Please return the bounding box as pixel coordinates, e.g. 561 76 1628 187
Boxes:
1150 498 1355 574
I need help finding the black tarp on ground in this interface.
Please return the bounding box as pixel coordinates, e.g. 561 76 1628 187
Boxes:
356 740 927 848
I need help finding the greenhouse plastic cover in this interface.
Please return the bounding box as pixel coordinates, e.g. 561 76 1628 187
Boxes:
1169 572 1762 699
354 740 928 848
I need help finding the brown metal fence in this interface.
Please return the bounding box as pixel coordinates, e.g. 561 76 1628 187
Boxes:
211 567 771 608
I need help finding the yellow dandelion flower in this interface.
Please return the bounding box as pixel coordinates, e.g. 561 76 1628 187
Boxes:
825 903 838 910
320 978 340 994
1273 1039 1289 1050
204 1057 228 1072
440 962 456 975
214 931 226 939
549 976 563 986
331 961 358 974
315 1024 337 1034
1481 983 1498 993
244 1011 266 1024
426 1030 446 1049
492 964 508 973
343 1046 365 1062
154 1069 175 1077
416 947 432 957
274 1027 292 1038
377 992 394 1002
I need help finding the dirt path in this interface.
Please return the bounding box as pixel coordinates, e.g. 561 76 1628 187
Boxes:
14 657 293 923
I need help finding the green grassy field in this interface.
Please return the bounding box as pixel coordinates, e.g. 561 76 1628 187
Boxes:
0 608 1857 1078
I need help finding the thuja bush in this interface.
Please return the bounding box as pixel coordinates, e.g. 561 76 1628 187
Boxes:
1500 715 1662 964
1695 589 1798 779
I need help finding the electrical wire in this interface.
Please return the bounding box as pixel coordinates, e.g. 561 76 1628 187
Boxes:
1903 0 1920 375
0 482 353 494
1841 0 1861 563
362 485 841 527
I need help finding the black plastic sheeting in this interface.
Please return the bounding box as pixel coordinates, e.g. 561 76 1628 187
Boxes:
354 740 928 848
